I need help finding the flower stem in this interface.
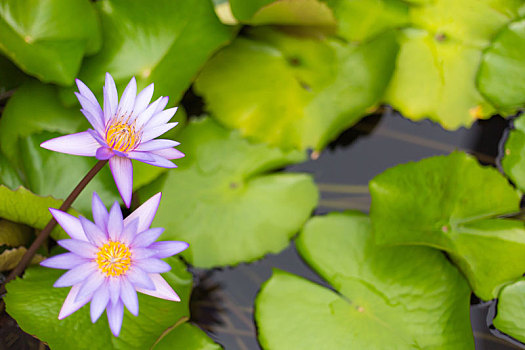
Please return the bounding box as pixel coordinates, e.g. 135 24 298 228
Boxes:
1 159 108 293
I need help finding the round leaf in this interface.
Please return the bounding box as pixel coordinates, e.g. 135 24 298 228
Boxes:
369 152 524 300
152 323 221 350
194 27 399 151
478 19 525 111
5 257 194 350
0 185 79 240
0 0 101 85
256 212 474 349
493 278 525 344
385 0 522 129
502 114 525 192
138 117 318 268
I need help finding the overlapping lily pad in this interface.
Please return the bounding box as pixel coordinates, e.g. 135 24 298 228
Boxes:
493 278 525 343
256 212 473 349
0 0 101 85
502 114 525 192
195 27 398 151
478 18 525 113
0 185 78 240
4 257 205 350
385 0 522 129
152 322 221 350
370 152 525 300
138 117 317 268
60 0 235 106
228 0 336 28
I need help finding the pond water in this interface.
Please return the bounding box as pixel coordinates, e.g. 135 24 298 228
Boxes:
189 108 523 349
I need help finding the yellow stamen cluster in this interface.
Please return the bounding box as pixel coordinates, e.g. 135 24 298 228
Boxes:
106 118 139 152
95 241 132 277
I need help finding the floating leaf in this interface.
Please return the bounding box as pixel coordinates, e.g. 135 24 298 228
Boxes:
195 27 398 151
0 150 23 189
385 0 522 129
0 185 79 240
0 81 120 214
0 54 29 93
229 0 336 27
256 212 473 349
5 257 194 350
0 246 43 271
138 117 317 268
0 219 32 247
493 278 525 343
152 322 221 350
369 152 524 300
502 114 525 192
0 0 101 85
324 0 410 42
60 0 235 106
478 18 525 113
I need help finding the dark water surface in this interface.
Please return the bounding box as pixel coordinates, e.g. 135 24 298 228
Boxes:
190 109 524 350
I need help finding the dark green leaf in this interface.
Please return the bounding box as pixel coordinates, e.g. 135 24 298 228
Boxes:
0 0 101 85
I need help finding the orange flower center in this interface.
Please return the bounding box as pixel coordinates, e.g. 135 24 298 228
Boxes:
105 119 139 152
95 241 131 277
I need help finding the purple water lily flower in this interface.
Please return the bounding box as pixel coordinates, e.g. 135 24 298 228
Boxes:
41 73 184 207
40 192 189 337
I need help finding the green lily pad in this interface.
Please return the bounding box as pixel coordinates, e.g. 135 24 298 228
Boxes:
324 0 410 42
385 0 522 129
0 0 101 85
0 185 80 240
5 257 196 350
493 278 525 343
478 18 525 114
256 212 473 349
194 27 398 151
138 117 317 268
60 0 235 106
229 0 336 27
0 150 23 189
369 152 524 300
502 114 525 192
0 54 29 93
152 323 221 350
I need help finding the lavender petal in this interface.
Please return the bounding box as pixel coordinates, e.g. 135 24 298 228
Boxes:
79 216 107 247
92 192 109 231
40 253 88 270
123 193 161 233
127 266 155 290
90 282 110 323
57 239 97 258
135 258 171 273
118 77 137 117
49 208 87 241
149 241 189 259
40 131 100 157
107 300 124 337
54 262 97 287
130 227 164 248
136 273 180 302
58 284 91 320
103 73 118 122
120 277 139 316
109 156 133 208
107 201 124 241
